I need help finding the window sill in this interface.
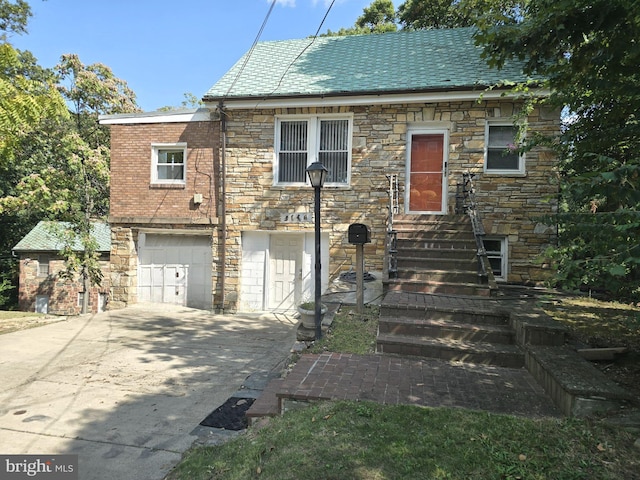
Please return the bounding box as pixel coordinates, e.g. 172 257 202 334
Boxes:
483 171 527 178
271 184 351 190
150 183 186 190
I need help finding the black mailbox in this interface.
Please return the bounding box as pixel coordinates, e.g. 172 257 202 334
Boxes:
348 223 371 244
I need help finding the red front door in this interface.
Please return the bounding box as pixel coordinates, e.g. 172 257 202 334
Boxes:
408 133 446 213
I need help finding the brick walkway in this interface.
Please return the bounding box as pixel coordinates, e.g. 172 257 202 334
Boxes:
247 290 564 421
248 352 561 420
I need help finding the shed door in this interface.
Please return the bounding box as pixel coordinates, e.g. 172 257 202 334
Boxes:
407 133 447 214
35 295 48 314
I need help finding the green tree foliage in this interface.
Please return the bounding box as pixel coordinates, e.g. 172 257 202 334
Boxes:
0 2 140 311
398 0 526 30
476 0 640 300
0 0 29 40
324 0 527 36
0 43 68 160
323 0 397 36
0 3 70 308
52 55 139 312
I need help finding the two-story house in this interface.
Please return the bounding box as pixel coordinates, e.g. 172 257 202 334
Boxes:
101 27 559 313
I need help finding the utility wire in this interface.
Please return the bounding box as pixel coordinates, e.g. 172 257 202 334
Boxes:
267 0 337 97
223 0 277 98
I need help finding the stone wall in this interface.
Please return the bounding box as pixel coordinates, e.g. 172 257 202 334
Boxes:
109 227 138 310
18 255 110 315
220 100 559 307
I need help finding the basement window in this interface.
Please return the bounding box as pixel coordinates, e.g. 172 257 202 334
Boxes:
151 143 187 185
484 237 507 281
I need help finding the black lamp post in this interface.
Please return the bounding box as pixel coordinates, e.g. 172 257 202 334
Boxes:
306 161 328 340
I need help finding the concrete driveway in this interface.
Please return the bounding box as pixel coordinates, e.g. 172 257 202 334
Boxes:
0 304 298 480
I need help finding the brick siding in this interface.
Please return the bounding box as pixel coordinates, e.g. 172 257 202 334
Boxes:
18 255 111 315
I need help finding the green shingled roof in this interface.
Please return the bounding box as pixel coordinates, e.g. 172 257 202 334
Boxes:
13 221 111 253
204 27 531 101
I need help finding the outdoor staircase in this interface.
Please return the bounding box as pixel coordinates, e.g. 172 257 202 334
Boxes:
384 214 495 297
376 293 524 368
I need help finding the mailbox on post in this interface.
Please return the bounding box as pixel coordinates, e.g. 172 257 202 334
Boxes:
348 223 371 244
348 223 371 314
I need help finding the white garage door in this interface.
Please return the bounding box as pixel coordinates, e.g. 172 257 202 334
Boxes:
138 234 212 310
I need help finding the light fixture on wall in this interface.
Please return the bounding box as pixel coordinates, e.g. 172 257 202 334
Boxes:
306 161 328 340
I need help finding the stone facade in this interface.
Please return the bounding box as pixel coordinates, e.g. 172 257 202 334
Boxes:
18 254 110 315
107 99 559 312
220 100 559 308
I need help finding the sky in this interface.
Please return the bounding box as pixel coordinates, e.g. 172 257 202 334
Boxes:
10 0 373 111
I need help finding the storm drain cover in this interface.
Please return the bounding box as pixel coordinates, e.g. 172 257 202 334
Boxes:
199 397 255 431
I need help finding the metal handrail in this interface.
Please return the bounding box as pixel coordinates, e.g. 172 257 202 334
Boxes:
385 174 398 278
457 172 498 292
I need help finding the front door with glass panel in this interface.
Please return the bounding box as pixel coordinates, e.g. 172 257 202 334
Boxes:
407 132 447 214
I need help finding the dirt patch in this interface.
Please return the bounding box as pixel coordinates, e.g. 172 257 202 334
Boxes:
0 314 66 335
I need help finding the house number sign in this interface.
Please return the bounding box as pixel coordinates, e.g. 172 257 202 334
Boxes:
280 212 312 223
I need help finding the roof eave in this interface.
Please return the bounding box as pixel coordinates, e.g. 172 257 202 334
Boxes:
203 84 548 110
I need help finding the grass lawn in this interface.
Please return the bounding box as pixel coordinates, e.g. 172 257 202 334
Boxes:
167 401 637 480
165 300 640 480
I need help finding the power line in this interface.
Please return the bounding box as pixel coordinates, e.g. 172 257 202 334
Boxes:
267 0 337 97
223 0 277 99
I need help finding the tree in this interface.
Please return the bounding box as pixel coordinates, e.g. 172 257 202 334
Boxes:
324 0 527 37
0 3 69 308
0 0 30 40
0 2 140 311
52 54 139 312
398 0 526 30
323 0 397 36
476 0 640 300
0 43 67 161
158 92 204 112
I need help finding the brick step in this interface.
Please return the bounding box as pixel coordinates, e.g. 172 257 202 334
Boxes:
379 300 509 325
245 378 283 424
394 231 475 243
396 259 478 272
393 214 470 226
376 333 525 368
378 317 515 344
394 268 480 284
396 249 478 263
396 256 479 272
525 346 634 416
384 279 492 297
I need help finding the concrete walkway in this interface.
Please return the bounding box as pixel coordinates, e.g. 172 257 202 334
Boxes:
0 304 298 480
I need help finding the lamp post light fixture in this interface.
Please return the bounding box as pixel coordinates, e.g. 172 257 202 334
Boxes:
306 161 328 340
